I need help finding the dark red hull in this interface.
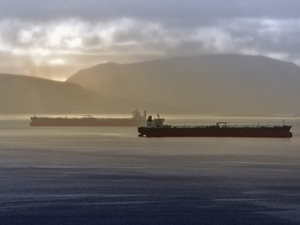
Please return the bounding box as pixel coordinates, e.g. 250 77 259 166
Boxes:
138 126 292 138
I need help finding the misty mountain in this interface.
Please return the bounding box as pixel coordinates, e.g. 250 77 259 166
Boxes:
0 74 177 114
67 54 300 115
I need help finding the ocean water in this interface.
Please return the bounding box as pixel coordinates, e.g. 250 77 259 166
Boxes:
0 115 300 225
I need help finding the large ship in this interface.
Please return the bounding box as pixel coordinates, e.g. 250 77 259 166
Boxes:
30 110 147 127
138 116 292 138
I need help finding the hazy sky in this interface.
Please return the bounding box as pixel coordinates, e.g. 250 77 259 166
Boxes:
1 0 300 80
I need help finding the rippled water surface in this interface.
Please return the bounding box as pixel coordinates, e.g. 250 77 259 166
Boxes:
0 115 300 225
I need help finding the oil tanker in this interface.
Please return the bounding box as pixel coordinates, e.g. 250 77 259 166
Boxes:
30 110 147 127
138 116 292 138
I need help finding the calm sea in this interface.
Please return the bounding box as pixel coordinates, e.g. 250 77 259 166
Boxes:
0 115 300 225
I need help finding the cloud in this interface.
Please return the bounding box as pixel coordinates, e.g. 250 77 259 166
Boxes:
1 0 300 22
1 1 300 80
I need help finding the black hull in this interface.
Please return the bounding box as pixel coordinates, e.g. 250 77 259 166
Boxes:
138 126 293 138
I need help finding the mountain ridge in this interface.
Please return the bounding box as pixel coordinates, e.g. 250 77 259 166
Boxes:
67 54 300 115
0 74 179 114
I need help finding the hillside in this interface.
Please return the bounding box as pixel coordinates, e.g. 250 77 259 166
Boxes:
67 54 300 115
0 74 178 114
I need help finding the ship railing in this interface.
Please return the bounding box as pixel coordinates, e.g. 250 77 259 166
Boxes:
164 125 285 128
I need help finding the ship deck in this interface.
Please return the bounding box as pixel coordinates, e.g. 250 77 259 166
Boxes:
160 125 291 129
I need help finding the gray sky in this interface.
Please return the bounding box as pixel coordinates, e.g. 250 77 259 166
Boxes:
1 0 300 80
